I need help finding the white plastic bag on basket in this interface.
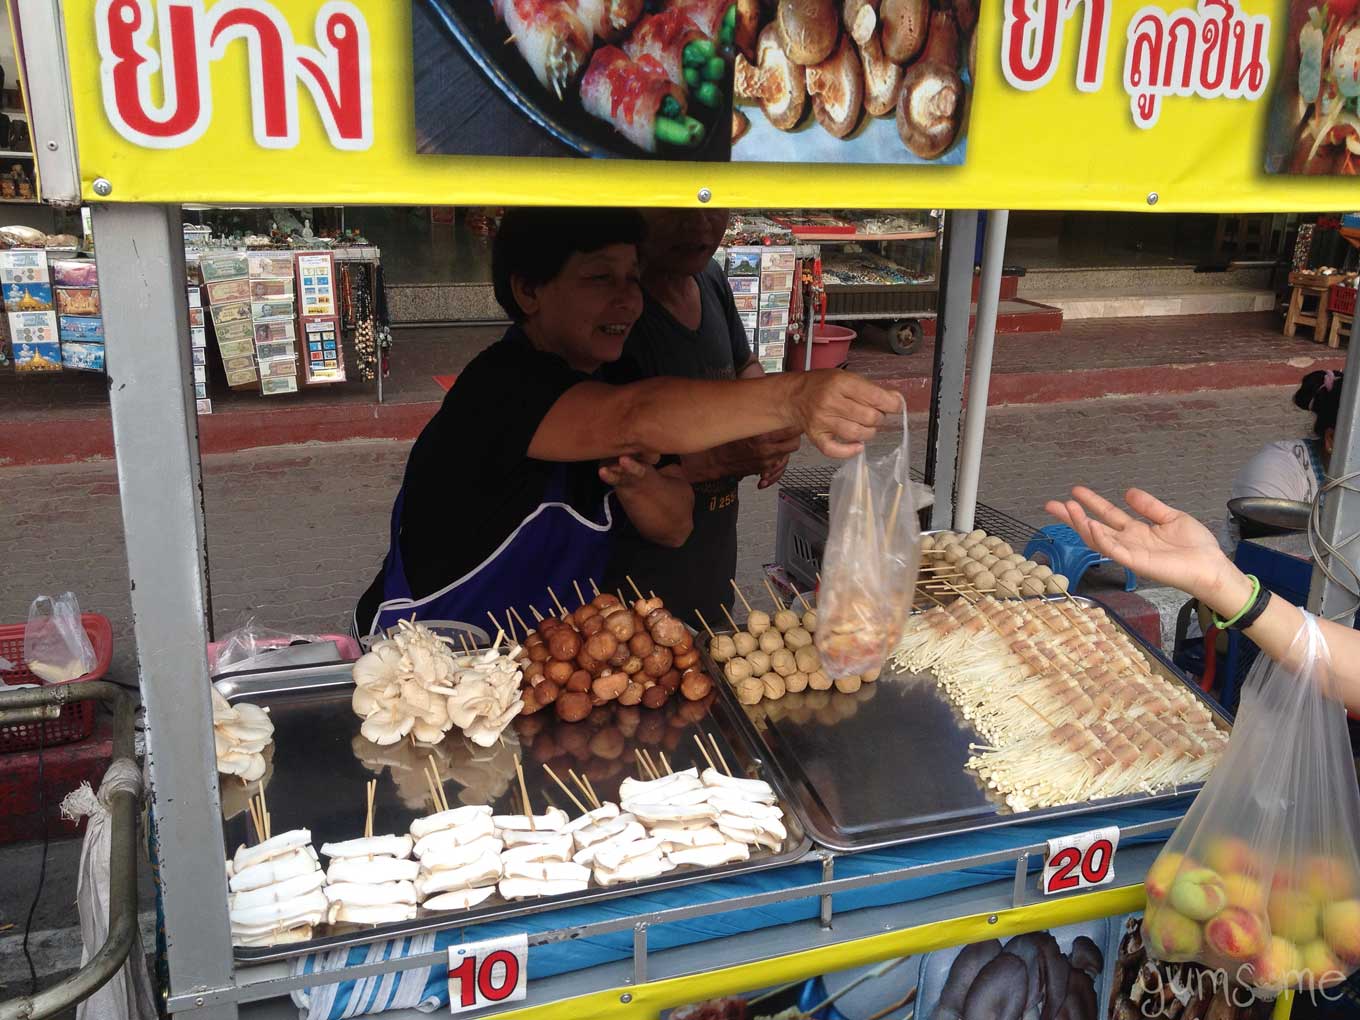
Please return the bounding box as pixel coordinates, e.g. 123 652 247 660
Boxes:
1142 611 1360 998
815 401 921 679
24 592 96 684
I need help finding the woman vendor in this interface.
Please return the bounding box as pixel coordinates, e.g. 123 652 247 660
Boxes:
354 207 899 638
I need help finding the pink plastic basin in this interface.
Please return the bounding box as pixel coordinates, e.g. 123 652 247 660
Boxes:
788 324 856 371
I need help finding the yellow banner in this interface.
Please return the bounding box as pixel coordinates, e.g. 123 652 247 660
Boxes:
61 0 1360 210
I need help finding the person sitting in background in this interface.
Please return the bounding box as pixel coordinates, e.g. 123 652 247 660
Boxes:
1225 370 1341 548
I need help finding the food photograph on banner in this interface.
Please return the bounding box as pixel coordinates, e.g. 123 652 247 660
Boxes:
1263 0 1360 175
414 0 737 160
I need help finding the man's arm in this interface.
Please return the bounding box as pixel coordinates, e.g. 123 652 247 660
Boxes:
602 458 694 548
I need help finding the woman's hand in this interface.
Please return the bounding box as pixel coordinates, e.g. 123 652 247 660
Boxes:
598 453 661 488
790 372 903 458
600 455 694 548
1045 486 1240 607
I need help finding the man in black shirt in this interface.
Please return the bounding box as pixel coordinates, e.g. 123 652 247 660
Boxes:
604 209 801 626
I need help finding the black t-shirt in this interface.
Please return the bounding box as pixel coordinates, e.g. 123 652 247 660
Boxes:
602 261 752 625
356 328 607 628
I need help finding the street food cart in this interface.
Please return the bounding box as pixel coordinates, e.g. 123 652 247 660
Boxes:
3 0 1360 1017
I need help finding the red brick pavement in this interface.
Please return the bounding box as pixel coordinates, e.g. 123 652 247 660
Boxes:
1 385 1311 685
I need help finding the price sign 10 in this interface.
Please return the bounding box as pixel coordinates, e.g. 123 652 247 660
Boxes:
1042 826 1119 895
447 934 527 1014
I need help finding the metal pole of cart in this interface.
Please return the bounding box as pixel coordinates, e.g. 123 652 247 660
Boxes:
93 203 238 1019
953 210 1010 533
924 210 978 531
1308 335 1360 622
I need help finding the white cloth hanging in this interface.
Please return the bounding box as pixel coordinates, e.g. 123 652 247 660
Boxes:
60 757 157 1020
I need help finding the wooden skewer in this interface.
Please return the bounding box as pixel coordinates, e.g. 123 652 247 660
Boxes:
720 603 741 633
513 757 536 830
508 606 532 638
573 580 587 607
729 579 753 614
365 779 376 839
643 749 663 781
423 764 442 814
543 765 589 815
762 577 785 611
634 748 658 781
884 480 905 544
693 734 717 772
617 589 629 606
694 608 715 640
589 579 601 596
627 576 646 601
254 785 271 841
568 769 600 810
581 775 601 811
546 587 568 617
529 604 544 622
659 751 674 776
708 733 732 776
487 611 508 642
248 797 265 845
795 590 812 611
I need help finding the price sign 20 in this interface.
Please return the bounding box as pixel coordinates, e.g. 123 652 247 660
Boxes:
1042 826 1120 895
447 934 528 1014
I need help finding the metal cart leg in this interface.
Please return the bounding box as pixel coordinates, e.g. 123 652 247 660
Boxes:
93 204 237 1018
1309 331 1360 623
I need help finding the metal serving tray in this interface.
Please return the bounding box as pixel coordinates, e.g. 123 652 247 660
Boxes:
217 662 810 963
715 596 1231 853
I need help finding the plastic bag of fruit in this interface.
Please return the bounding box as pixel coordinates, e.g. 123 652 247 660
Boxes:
1142 611 1360 998
815 398 920 679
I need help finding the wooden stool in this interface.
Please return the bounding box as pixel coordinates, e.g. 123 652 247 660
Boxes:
1285 284 1331 342
1329 312 1354 348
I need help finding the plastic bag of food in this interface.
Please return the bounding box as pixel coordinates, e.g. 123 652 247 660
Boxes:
208 616 329 674
815 401 920 679
24 592 96 683
1142 611 1360 997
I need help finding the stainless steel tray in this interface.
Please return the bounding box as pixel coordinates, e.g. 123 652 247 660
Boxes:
716 596 1231 853
217 662 811 963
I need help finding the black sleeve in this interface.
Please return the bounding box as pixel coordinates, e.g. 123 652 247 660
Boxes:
462 341 591 465
706 262 752 370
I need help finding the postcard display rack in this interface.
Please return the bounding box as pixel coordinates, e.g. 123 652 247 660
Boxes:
719 244 818 373
188 245 384 413
0 248 104 373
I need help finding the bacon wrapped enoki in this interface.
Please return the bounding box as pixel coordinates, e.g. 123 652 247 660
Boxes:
625 10 728 107
574 0 645 39
580 46 706 151
493 0 594 97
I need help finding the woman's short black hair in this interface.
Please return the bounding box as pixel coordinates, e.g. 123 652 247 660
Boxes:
1294 369 1344 436
492 207 645 322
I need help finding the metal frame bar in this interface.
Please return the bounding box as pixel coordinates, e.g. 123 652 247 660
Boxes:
0 682 138 1020
954 211 1010 533
1309 335 1360 621
11 0 81 204
925 211 978 530
169 816 1179 1011
93 204 239 1019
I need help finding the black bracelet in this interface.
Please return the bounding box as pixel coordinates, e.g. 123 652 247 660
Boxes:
1229 588 1272 631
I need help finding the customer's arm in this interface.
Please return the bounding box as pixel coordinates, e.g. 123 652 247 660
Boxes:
1047 486 1360 712
600 456 694 548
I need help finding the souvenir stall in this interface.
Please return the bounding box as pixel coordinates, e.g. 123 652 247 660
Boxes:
4 1 1360 1019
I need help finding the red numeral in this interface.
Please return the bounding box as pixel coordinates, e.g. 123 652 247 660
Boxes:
1081 838 1114 884
1048 847 1082 892
449 955 477 1008
478 950 521 1002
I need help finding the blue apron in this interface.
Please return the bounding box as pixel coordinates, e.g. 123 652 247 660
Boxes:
363 465 613 638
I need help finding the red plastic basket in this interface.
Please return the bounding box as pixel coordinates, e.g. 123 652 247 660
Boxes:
1330 284 1357 316
0 613 112 753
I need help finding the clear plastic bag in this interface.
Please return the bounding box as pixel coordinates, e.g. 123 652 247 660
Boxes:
24 592 96 684
1142 611 1360 998
208 616 328 674
815 402 921 679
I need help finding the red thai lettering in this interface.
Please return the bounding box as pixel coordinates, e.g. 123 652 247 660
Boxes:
295 4 373 150
96 0 211 147
208 5 291 143
1001 0 1109 93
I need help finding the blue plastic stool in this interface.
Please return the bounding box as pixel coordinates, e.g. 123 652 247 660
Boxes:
1024 524 1137 593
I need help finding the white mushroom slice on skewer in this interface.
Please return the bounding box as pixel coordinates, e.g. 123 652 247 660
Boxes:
422 887 497 912
327 902 419 925
491 806 570 832
324 880 418 906
700 769 775 802
717 816 787 849
594 851 676 886
326 855 420 885
668 841 752 867
627 803 718 827
707 796 785 822
232 829 313 873
592 837 664 873
500 834 574 865
409 805 494 840
413 816 497 859
229 889 328 929
622 785 711 812
228 847 320 892
419 836 505 873
572 813 639 849
651 825 726 849
229 870 326 911
617 769 699 802
561 803 620 834
501 860 591 884
572 823 648 867
498 877 590 900
502 827 580 848
415 852 503 897
321 834 414 860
